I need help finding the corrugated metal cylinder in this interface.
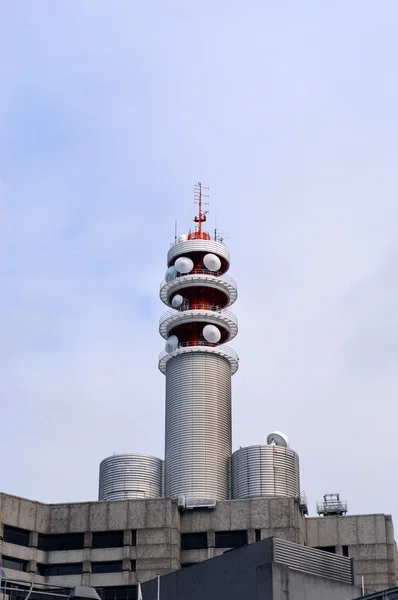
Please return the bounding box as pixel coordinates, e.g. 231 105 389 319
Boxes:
165 352 231 500
231 445 300 499
98 454 163 501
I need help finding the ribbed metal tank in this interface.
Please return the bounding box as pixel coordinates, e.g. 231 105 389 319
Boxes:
98 454 163 501
231 445 300 499
165 352 231 500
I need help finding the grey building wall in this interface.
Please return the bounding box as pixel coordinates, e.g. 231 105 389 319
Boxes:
306 513 397 591
0 494 181 587
0 492 396 593
142 539 362 600
143 539 273 600
272 563 361 600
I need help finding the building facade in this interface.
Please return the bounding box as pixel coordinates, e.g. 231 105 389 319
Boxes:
0 492 396 595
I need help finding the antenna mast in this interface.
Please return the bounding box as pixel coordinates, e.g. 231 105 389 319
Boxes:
194 182 209 238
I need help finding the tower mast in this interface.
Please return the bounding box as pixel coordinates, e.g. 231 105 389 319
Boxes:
159 184 239 503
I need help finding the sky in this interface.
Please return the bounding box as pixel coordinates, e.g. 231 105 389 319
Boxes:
1 1 398 520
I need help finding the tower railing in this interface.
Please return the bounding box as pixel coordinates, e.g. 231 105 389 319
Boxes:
159 305 238 327
169 237 227 248
158 341 239 375
160 269 237 291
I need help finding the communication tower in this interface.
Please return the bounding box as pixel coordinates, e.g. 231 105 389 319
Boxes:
159 183 239 502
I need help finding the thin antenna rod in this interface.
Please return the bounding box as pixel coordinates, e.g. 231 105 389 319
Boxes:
174 220 177 242
198 183 203 237
193 182 209 239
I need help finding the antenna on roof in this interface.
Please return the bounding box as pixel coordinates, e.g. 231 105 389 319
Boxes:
216 229 231 244
188 182 211 241
193 182 209 237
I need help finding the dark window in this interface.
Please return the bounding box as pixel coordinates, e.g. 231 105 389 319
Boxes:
342 545 349 557
181 563 195 568
96 585 137 600
131 530 136 547
215 530 247 549
316 546 336 554
92 531 124 549
37 533 84 552
3 525 31 547
181 532 207 550
255 529 261 543
37 563 83 576
2 556 28 572
92 561 123 574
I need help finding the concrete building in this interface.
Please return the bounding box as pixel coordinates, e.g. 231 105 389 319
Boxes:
0 492 396 596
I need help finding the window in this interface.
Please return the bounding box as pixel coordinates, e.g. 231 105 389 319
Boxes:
96 585 137 600
215 530 247 549
181 532 207 550
316 546 336 554
2 556 28 572
342 545 349 557
3 525 31 547
255 529 261 543
92 531 124 549
37 533 84 552
92 561 123 574
37 563 83 576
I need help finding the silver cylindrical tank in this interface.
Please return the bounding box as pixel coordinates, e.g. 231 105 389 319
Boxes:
98 454 163 501
231 445 300 499
165 352 231 500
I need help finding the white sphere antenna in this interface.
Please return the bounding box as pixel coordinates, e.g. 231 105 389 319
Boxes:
267 431 289 448
171 294 184 308
203 253 221 272
175 256 194 274
178 234 187 242
165 266 177 282
203 324 221 344
165 335 179 353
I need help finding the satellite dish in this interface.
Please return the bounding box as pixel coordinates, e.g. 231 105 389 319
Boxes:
165 266 177 282
203 253 221 271
165 335 179 353
267 431 289 448
175 256 194 274
172 294 184 308
203 324 221 343
178 234 187 242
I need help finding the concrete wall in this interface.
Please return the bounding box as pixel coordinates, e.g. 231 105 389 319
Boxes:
180 497 305 564
0 493 305 588
0 494 181 586
306 513 397 591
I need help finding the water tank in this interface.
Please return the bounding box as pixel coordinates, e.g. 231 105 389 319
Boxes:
98 454 163 500
231 444 300 499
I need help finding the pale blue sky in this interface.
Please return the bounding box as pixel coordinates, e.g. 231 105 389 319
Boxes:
1 1 398 519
